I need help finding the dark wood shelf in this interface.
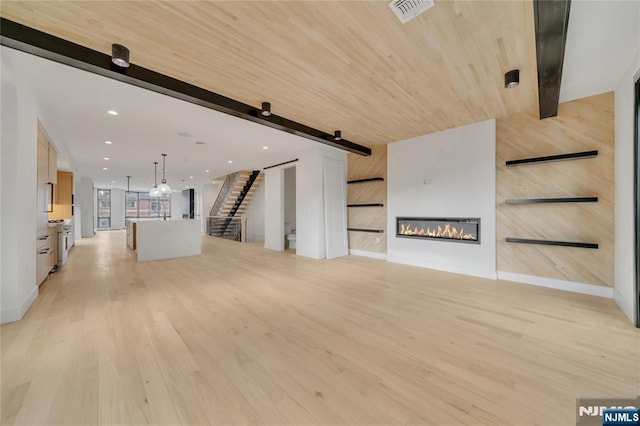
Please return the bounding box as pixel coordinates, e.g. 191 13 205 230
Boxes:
505 237 598 249
505 197 598 204
505 150 598 167
347 177 384 184
347 203 384 207
347 228 384 233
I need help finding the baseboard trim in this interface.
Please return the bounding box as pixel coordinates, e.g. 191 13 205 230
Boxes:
497 271 614 299
613 288 636 323
1 284 38 324
386 255 497 280
349 249 387 260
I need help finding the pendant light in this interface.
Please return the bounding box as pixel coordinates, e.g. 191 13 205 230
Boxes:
149 162 160 196
157 153 172 196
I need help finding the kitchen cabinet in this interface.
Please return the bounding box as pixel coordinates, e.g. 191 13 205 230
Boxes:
37 123 58 286
49 171 73 220
48 144 57 184
48 226 58 271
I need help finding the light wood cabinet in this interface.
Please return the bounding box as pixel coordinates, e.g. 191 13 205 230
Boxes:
48 226 58 271
48 145 57 184
49 171 73 220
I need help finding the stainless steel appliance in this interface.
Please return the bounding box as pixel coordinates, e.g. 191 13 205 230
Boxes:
58 223 72 267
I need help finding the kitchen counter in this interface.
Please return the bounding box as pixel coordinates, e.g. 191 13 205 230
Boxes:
130 219 202 262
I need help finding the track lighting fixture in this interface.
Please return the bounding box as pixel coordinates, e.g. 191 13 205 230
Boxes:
111 43 130 68
505 69 519 89
334 130 342 141
261 102 272 116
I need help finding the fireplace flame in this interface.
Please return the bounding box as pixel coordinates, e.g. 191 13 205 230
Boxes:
399 222 476 240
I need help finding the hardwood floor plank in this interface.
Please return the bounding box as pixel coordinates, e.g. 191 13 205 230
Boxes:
1 230 638 425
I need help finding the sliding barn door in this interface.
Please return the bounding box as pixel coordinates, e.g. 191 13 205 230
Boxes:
323 157 348 259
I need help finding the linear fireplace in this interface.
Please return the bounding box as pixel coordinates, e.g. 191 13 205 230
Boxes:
396 217 480 244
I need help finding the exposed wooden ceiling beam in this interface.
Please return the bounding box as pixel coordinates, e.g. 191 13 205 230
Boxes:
534 0 572 119
0 18 371 156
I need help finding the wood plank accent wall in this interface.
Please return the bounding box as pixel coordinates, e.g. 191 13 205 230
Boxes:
347 146 387 254
496 92 614 286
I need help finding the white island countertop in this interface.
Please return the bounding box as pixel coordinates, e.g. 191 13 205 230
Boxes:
133 219 202 262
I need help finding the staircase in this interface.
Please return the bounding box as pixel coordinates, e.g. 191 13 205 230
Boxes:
207 170 263 241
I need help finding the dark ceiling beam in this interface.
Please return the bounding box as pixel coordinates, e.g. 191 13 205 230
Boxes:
0 18 371 156
533 0 571 119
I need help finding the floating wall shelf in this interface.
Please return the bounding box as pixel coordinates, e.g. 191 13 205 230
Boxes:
505 197 598 204
505 150 598 167
347 203 384 207
506 237 598 249
347 228 384 233
347 177 384 184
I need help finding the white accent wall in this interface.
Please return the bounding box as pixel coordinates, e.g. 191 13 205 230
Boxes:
264 145 347 259
264 166 284 251
297 146 348 259
614 43 640 324
110 188 126 229
387 119 497 279
79 177 95 238
1 58 39 323
244 179 265 242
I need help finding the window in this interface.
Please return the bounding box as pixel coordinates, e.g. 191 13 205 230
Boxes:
125 191 171 218
97 189 111 229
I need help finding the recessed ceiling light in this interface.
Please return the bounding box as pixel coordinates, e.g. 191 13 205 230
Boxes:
205 169 210 173
263 146 269 150
104 157 110 160
112 180 116 184
103 167 108 171
105 140 113 145
228 160 233 163
107 110 118 116
189 176 194 179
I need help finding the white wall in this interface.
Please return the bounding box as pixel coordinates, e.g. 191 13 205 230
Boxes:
1 59 39 323
244 179 265 242
284 166 296 230
79 177 95 238
614 46 640 324
110 188 126 229
296 146 348 259
387 119 497 279
264 167 284 251
170 191 183 220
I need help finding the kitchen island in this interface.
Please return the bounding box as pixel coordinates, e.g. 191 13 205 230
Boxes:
127 219 202 262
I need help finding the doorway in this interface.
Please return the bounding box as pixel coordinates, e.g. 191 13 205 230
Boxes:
284 166 296 252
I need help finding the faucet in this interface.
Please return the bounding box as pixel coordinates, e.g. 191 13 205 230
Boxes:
159 200 167 221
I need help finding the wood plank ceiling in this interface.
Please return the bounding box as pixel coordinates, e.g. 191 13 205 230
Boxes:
0 1 538 146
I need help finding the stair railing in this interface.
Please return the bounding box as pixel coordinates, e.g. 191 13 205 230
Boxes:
207 215 246 242
209 171 239 217
219 170 260 235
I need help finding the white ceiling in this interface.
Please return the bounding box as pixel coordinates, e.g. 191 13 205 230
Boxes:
560 0 640 103
1 46 319 192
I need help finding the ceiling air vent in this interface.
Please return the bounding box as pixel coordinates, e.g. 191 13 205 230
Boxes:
388 0 435 24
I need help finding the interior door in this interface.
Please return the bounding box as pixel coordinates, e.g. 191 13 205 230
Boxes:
323 157 348 259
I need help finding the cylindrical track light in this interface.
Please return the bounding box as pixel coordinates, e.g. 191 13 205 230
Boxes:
505 69 519 89
112 43 130 68
334 130 342 141
261 102 272 116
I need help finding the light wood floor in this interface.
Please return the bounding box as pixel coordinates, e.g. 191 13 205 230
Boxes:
2 231 638 425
